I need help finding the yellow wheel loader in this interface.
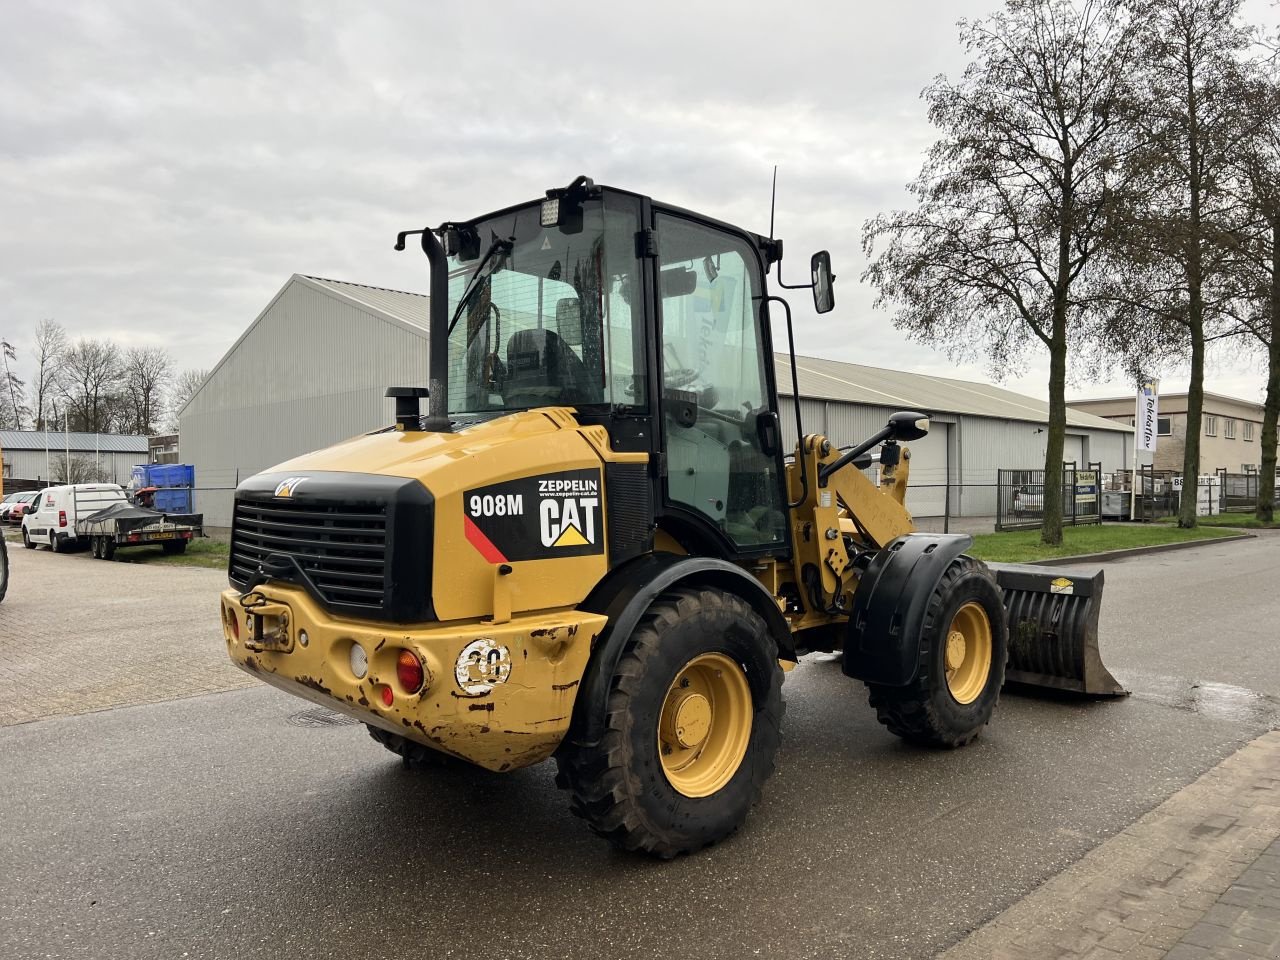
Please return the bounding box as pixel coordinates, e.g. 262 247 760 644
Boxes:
221 177 1122 857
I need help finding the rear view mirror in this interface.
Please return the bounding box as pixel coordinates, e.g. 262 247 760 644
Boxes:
811 251 835 314
887 410 929 442
660 267 698 298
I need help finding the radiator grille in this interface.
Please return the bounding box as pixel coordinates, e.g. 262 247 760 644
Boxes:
231 500 388 610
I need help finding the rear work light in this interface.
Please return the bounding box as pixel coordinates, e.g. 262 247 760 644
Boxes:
58 510 67 528
396 650 424 694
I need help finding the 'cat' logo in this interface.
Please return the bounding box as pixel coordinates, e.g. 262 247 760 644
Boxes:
539 489 598 547
274 477 307 498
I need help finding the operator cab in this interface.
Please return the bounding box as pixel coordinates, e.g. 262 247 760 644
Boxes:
404 177 834 561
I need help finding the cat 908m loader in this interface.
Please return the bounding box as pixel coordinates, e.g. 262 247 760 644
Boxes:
221 177 1122 857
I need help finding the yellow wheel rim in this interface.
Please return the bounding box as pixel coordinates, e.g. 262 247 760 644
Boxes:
944 602 993 705
658 652 752 798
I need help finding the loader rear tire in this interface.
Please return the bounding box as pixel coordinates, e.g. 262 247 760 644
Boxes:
365 724 461 769
866 555 1006 748
555 587 783 859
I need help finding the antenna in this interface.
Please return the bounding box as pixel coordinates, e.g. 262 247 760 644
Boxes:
769 165 778 240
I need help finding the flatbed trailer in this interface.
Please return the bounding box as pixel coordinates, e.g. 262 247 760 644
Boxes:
77 502 203 560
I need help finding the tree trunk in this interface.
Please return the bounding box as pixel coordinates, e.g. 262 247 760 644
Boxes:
1258 221 1280 523
1179 305 1205 528
1041 329 1068 545
1179 59 1203 530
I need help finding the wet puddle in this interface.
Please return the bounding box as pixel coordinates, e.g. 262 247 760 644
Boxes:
1117 669 1279 725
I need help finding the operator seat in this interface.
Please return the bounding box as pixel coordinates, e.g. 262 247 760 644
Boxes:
503 327 590 406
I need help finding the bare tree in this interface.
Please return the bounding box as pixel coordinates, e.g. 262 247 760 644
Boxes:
121 346 173 436
60 338 123 433
1218 66 1280 521
863 0 1137 545
1104 0 1256 527
50 453 109 484
32 319 67 432
166 368 209 431
0 337 28 429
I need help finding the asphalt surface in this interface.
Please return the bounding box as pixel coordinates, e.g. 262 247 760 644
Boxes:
1 533 1278 960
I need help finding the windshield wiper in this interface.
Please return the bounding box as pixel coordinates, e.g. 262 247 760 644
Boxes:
448 234 514 334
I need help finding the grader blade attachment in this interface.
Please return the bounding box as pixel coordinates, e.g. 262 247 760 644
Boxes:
986 564 1127 697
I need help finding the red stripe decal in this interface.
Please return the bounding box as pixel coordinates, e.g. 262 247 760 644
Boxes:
464 515 508 564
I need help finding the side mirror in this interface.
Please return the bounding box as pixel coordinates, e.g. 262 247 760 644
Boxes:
887 410 929 442
811 251 835 314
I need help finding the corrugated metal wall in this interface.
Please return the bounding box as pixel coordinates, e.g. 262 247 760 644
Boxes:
780 398 1130 520
2 448 139 486
181 280 430 526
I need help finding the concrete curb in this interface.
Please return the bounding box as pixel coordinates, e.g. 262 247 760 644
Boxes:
1025 532 1255 567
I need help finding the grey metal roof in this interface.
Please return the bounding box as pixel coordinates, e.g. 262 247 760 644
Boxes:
303 276 431 333
776 354 1129 432
0 430 149 452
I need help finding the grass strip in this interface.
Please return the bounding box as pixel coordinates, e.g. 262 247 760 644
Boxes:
966 523 1237 563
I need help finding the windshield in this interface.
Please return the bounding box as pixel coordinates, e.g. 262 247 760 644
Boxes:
446 194 646 418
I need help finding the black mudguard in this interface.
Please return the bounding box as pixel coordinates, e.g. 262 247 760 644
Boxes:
843 533 974 686
566 553 794 748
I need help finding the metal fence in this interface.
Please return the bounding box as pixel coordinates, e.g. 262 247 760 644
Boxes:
1105 467 1178 521
995 464 1102 532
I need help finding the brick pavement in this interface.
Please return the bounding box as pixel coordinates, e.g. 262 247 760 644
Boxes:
1164 837 1280 958
940 730 1280 959
0 533 253 725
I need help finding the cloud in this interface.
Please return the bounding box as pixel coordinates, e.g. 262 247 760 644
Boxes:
2 0 1278 412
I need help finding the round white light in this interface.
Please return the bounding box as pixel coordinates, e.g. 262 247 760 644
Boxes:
299 630 309 648
349 643 368 679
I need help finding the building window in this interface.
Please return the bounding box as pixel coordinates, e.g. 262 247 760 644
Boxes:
1205 416 1217 437
1158 417 1171 436
1225 418 1236 439
1244 421 1255 442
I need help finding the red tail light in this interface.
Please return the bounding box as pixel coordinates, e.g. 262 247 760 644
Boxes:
381 686 394 707
58 510 67 528
396 651 424 693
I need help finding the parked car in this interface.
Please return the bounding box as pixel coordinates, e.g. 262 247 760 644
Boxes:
5 491 39 524
0 492 22 520
22 484 128 552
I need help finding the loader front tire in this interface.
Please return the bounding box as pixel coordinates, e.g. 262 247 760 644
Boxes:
555 587 783 858
866 555 1006 748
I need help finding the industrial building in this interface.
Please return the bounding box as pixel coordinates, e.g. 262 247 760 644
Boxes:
181 274 1131 528
0 430 148 488
1069 392 1279 475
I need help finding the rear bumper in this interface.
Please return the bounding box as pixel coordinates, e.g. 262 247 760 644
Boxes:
221 585 606 771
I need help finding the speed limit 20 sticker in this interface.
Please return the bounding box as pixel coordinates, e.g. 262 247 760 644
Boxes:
455 638 512 696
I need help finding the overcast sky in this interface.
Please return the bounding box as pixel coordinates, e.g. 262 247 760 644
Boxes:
4 0 1279 413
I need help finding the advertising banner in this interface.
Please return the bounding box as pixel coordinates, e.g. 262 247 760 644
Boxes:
1136 380 1159 453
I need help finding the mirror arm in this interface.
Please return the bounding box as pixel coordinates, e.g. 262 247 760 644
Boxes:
766 295 809 509
774 251 815 291
818 426 894 485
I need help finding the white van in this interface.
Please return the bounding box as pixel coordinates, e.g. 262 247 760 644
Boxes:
22 483 128 552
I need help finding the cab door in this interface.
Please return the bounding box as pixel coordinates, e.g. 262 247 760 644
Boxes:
653 210 788 555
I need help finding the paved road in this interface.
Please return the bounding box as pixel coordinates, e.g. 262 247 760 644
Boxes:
0 534 250 726
0 534 1277 959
